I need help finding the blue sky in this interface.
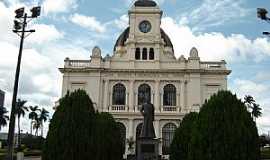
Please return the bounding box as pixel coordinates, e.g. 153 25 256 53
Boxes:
0 0 270 135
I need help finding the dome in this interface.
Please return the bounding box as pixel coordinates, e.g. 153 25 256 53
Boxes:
134 0 157 7
113 27 174 52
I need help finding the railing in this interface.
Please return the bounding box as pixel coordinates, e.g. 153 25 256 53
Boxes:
65 59 91 68
162 106 178 112
110 105 126 111
200 61 226 69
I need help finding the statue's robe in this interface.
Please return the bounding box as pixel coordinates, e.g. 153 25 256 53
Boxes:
140 103 156 138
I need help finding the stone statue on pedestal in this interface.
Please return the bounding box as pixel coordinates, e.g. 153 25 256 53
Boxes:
136 97 160 160
140 101 156 138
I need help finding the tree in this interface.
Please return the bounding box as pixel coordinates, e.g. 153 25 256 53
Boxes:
0 106 9 130
43 90 96 160
28 105 40 135
190 91 260 160
91 112 124 160
39 108 49 137
15 99 28 147
170 112 198 160
43 89 124 160
244 95 262 121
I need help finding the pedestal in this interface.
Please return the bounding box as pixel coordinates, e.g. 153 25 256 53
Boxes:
137 138 160 160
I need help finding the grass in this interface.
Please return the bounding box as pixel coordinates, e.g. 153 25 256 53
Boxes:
261 147 270 159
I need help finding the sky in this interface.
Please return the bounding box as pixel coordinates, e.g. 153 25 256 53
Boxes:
0 0 270 136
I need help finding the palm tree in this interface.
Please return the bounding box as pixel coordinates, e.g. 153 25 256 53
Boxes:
0 106 9 131
244 95 255 111
244 95 262 121
28 105 40 135
252 103 262 121
15 99 28 147
39 108 49 137
33 118 41 136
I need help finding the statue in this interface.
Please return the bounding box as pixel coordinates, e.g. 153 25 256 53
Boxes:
140 97 156 138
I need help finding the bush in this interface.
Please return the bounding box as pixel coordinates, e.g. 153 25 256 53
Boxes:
21 135 45 150
171 90 260 160
170 112 198 160
43 89 124 160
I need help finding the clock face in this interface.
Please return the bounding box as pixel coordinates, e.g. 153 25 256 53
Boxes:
139 20 151 33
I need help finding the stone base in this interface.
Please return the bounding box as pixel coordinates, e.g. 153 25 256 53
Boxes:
137 138 160 160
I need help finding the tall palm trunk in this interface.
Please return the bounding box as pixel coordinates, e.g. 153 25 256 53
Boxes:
17 115 21 147
30 121 33 135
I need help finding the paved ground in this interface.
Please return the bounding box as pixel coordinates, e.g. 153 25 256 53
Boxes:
24 157 41 160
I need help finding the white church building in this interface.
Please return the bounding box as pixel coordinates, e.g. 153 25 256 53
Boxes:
59 0 231 157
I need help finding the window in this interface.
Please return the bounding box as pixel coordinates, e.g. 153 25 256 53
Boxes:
142 48 147 60
163 84 176 106
117 122 126 153
138 84 151 105
112 83 126 105
135 48 141 60
149 48 154 60
162 123 177 155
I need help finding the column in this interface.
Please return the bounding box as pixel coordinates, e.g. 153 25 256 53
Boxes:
103 80 109 112
129 80 134 112
154 120 160 138
180 81 185 112
128 119 134 139
154 80 160 112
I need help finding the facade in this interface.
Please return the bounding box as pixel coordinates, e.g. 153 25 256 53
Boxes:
59 0 231 157
0 89 5 108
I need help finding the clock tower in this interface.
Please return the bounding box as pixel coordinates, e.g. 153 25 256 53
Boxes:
114 0 174 65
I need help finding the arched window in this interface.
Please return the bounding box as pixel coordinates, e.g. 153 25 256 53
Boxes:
135 48 140 60
112 83 126 105
142 48 147 60
117 122 126 153
138 84 151 105
149 48 154 60
162 123 177 155
136 123 143 155
163 84 176 106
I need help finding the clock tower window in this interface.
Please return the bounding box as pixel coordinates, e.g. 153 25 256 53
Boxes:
142 48 148 60
135 48 141 60
149 48 154 60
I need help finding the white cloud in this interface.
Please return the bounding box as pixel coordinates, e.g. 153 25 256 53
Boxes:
161 17 270 62
70 13 106 33
180 0 249 30
113 14 129 30
230 79 270 134
28 24 64 44
43 0 77 15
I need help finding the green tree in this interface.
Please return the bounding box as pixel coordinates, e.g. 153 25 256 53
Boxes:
0 106 9 131
15 99 28 147
190 91 260 160
39 108 49 137
28 105 40 135
170 112 198 160
92 112 124 160
43 90 96 160
244 95 262 121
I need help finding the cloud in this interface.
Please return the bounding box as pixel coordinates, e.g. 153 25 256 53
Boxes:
70 13 106 33
230 79 270 134
179 0 250 30
112 14 129 30
43 0 77 15
161 17 270 62
28 24 64 44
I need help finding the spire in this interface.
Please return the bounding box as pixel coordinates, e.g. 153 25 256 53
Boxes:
134 0 157 7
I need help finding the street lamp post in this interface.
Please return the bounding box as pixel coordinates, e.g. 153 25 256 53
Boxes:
257 8 270 36
6 6 41 160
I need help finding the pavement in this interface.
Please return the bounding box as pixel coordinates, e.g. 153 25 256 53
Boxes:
24 157 41 160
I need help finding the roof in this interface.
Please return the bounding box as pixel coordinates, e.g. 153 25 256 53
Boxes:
134 0 157 7
113 27 174 52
